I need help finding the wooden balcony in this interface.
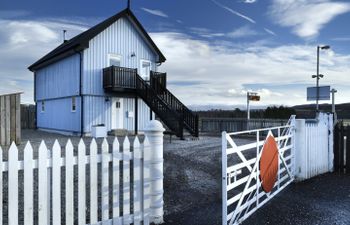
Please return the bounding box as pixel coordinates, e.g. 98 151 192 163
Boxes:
103 66 167 93
103 66 137 92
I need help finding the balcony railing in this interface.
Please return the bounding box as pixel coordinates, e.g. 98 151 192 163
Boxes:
103 66 167 92
150 71 167 91
103 66 137 90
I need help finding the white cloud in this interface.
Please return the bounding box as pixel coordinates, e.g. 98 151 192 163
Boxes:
0 10 30 19
241 0 257 3
269 0 350 39
332 37 350 42
151 32 350 106
211 0 256 24
141 7 169 18
228 26 258 38
189 26 259 39
0 18 87 103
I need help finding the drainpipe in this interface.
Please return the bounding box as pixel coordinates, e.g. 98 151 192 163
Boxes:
78 51 84 137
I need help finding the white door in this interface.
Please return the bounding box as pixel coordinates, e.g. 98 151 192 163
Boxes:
111 98 124 129
140 60 151 80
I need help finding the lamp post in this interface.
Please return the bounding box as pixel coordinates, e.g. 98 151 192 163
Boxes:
331 88 337 122
313 45 330 112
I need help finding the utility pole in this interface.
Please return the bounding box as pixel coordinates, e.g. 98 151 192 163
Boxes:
247 92 250 120
314 45 330 113
331 88 337 122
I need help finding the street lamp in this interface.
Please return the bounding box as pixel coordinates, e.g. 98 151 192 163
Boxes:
331 88 337 122
314 45 330 112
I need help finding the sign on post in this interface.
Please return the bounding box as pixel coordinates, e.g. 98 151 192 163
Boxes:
247 92 260 120
307 86 330 101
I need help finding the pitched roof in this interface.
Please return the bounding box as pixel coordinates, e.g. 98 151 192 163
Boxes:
28 8 166 71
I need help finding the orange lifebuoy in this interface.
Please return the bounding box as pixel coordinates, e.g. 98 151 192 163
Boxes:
259 134 279 193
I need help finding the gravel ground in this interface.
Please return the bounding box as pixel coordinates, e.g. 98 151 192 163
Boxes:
162 136 350 225
3 130 350 225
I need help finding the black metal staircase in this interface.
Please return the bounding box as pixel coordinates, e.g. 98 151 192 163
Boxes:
103 66 199 139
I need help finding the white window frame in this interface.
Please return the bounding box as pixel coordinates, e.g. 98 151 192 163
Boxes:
71 96 77 112
108 53 122 67
140 59 152 81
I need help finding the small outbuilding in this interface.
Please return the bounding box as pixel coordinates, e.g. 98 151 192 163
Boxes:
0 92 21 146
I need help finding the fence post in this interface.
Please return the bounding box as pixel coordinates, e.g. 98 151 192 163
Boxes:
328 114 334 172
144 120 165 224
294 119 306 181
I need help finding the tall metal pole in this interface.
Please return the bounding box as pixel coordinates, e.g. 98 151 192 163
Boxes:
316 46 320 112
331 89 336 113
247 92 250 120
331 88 337 123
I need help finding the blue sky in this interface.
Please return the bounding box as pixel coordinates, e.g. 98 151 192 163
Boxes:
1 0 350 108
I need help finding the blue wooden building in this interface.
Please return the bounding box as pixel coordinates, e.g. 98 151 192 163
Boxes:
29 8 198 138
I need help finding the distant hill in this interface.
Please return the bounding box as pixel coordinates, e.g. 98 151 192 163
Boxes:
193 103 350 120
292 103 350 119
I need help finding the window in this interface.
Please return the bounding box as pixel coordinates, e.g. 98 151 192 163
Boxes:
41 101 45 112
72 97 76 112
108 54 121 67
116 101 121 109
140 60 151 80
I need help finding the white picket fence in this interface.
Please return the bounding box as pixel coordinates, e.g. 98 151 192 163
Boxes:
0 121 165 225
295 113 334 180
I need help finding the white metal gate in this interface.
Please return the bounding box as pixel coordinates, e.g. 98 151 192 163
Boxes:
222 116 296 225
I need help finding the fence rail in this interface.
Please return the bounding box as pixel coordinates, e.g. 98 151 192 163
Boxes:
201 118 288 134
0 126 164 225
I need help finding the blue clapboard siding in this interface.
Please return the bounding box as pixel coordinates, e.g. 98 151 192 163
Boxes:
83 96 152 134
37 97 81 133
35 54 80 101
83 96 111 133
121 98 153 131
82 17 157 95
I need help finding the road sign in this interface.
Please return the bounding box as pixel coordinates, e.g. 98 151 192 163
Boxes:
307 86 330 101
248 93 260 101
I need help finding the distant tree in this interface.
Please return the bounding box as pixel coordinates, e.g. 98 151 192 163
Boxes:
264 106 296 119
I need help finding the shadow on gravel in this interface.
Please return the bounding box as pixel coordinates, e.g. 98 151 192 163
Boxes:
164 173 350 225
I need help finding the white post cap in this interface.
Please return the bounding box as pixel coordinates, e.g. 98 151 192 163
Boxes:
145 120 165 132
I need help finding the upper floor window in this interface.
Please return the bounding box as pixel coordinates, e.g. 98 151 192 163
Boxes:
108 54 121 67
140 60 151 81
72 97 76 112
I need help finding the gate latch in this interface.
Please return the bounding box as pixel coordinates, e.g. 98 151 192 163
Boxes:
228 170 242 185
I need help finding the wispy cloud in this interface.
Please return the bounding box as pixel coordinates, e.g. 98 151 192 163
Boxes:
228 26 258 38
240 0 257 3
211 0 256 24
0 10 30 19
141 7 169 18
332 37 350 42
264 28 276 36
269 0 350 39
189 26 259 39
189 27 225 38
